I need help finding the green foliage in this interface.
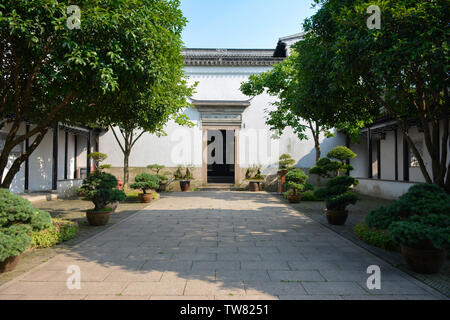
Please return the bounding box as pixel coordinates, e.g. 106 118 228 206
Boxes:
99 164 112 170
389 215 450 249
354 223 399 251
0 189 36 227
147 164 166 174
88 153 108 163
32 219 79 249
0 225 32 262
302 190 323 202
302 0 449 190
327 146 356 162
285 169 308 195
245 165 265 181
80 172 126 210
366 184 450 229
174 165 195 181
315 176 359 210
30 210 52 231
278 154 295 170
130 173 160 194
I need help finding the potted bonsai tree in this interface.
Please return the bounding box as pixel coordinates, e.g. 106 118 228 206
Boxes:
87 152 108 172
245 164 265 192
278 154 295 193
0 189 51 273
79 172 126 226
285 169 308 203
174 165 194 192
309 146 356 182
314 176 359 225
365 184 450 274
389 214 449 274
147 164 170 192
130 173 160 203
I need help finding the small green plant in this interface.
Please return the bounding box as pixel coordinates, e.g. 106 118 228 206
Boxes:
314 176 359 211
79 172 126 211
130 173 160 194
174 165 194 181
285 169 308 195
278 154 295 171
245 164 265 181
32 219 79 248
301 190 323 201
354 223 399 251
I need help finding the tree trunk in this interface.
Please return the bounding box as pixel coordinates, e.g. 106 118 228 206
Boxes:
123 150 130 189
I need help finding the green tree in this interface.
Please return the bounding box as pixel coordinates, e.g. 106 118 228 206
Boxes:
308 0 449 191
0 0 190 188
240 34 373 162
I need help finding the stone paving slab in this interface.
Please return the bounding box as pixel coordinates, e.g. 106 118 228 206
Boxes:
0 191 446 300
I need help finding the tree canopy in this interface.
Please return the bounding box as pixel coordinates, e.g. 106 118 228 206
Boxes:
0 0 192 187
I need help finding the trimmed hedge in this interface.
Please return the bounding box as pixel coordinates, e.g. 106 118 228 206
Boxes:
32 219 79 249
0 189 52 262
366 183 450 229
354 223 399 251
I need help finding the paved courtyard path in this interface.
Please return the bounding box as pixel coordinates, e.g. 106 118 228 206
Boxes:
0 192 445 300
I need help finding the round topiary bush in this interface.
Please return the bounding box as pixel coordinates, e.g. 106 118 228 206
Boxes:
327 146 357 162
130 173 160 194
79 172 126 211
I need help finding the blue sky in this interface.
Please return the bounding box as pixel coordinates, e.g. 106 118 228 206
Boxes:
180 0 318 49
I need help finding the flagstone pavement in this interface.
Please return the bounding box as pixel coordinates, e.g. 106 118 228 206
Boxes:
0 191 446 300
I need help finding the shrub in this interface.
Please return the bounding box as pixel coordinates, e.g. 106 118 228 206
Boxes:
302 190 323 201
130 173 160 194
79 172 126 210
327 146 356 162
366 183 450 229
285 169 308 195
388 214 450 249
32 219 79 249
0 225 32 261
310 146 357 178
0 190 53 261
314 176 359 211
278 154 295 170
174 165 195 181
354 223 399 251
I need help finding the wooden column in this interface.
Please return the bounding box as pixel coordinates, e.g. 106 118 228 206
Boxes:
234 128 240 186
52 125 58 190
25 124 30 191
367 128 373 179
403 134 410 181
64 131 68 180
377 139 381 179
74 135 78 179
87 129 91 176
394 129 399 181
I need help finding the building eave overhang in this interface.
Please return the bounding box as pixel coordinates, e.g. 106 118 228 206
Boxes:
190 99 252 108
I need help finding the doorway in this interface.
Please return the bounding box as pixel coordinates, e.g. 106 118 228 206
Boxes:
207 130 235 183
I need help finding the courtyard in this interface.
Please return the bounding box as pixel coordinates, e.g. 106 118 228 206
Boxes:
0 191 445 300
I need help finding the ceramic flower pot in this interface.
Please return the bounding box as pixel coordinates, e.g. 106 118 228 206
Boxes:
401 244 446 274
325 209 348 225
86 210 112 226
249 181 260 192
0 254 21 274
287 194 302 203
180 180 191 192
138 193 153 203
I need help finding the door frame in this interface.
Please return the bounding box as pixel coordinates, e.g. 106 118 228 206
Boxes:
202 125 240 186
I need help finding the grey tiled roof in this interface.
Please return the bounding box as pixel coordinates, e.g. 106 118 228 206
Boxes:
183 48 285 66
